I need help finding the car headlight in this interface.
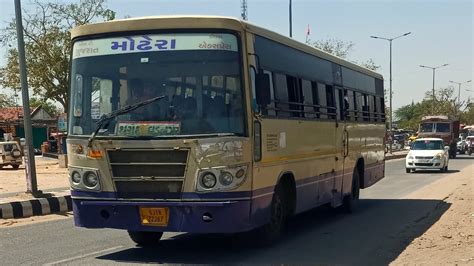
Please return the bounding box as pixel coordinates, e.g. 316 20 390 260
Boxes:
201 172 217 189
71 171 81 184
83 171 99 188
219 172 234 186
408 156 414 159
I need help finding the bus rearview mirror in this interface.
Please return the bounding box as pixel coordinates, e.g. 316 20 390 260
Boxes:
256 72 271 107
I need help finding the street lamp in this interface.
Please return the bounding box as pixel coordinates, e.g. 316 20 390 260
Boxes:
370 32 411 154
419 64 449 114
449 80 471 107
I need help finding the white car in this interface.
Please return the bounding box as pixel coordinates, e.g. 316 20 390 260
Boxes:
405 138 449 173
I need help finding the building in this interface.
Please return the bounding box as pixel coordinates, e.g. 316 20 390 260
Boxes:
0 106 57 149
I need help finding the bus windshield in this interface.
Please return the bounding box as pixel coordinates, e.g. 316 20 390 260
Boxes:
69 33 244 138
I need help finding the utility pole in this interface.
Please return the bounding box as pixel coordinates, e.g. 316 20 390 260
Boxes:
15 0 38 194
289 0 292 37
241 0 248 21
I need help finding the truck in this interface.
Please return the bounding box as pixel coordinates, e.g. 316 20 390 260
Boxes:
418 115 459 158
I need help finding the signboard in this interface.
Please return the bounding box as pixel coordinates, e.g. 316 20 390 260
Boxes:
72 33 238 59
116 121 180 137
58 114 68 132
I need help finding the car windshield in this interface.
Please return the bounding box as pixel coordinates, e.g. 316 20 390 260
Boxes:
411 140 444 150
69 33 245 138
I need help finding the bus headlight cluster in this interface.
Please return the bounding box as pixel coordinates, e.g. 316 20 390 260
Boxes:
69 167 101 191
197 165 248 192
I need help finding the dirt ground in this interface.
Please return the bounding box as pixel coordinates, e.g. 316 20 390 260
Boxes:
391 162 474 265
0 156 69 194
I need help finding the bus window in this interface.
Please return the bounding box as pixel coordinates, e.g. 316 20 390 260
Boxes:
302 80 314 118
286 75 303 117
90 77 113 121
325 85 336 120
273 73 290 117
318 83 327 119
311 81 320 119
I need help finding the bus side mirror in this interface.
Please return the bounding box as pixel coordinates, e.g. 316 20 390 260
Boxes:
256 71 271 107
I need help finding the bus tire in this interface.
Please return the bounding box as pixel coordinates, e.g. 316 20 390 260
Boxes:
128 231 163 246
12 164 20 169
256 184 286 245
343 168 360 213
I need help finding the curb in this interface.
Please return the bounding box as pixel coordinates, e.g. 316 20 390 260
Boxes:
0 195 72 219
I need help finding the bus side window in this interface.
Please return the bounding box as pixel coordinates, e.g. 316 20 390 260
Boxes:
286 75 303 117
302 80 315 118
317 83 327 119
325 85 336 120
311 81 320 119
273 73 290 117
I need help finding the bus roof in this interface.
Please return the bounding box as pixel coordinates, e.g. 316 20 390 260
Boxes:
71 15 383 79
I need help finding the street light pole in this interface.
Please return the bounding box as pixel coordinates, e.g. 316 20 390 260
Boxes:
370 32 411 154
289 0 292 37
419 64 449 114
449 80 472 108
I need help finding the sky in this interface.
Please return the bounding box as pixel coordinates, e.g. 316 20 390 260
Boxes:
0 0 472 111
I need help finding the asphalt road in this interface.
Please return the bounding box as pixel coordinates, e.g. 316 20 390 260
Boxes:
1 155 472 265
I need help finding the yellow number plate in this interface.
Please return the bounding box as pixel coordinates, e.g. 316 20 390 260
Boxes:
139 207 169 227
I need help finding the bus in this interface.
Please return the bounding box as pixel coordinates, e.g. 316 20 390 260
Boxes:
67 16 386 246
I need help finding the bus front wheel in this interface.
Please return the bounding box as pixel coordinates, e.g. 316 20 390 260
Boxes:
256 184 287 245
128 231 163 246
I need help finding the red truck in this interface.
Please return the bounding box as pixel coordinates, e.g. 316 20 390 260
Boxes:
418 115 460 158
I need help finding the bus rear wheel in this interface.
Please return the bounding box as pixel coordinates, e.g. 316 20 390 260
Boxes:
128 231 163 246
343 168 360 213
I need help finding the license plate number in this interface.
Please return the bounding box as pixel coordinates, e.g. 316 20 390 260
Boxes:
139 207 169 227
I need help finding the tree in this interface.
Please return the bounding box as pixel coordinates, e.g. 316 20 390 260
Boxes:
394 86 472 130
307 37 380 71
0 0 115 112
29 97 60 117
0 93 16 108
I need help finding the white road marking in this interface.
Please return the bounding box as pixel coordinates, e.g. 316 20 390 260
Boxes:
43 245 123 265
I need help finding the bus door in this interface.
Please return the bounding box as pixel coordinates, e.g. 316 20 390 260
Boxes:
333 87 348 206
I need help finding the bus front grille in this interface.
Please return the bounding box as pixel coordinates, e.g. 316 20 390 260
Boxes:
114 180 182 199
107 149 189 199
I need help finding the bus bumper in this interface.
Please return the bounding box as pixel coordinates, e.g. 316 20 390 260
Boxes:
72 199 254 233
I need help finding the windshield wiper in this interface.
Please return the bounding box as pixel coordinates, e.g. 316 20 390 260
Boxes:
87 95 166 147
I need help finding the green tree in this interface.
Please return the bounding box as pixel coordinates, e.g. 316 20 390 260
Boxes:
0 0 115 112
395 86 471 130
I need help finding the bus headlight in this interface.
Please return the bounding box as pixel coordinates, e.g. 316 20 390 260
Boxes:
219 172 234 186
196 165 248 192
69 167 101 191
71 171 81 184
83 172 99 188
201 172 217 189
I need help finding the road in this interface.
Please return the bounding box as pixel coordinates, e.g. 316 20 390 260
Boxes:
1 155 472 265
